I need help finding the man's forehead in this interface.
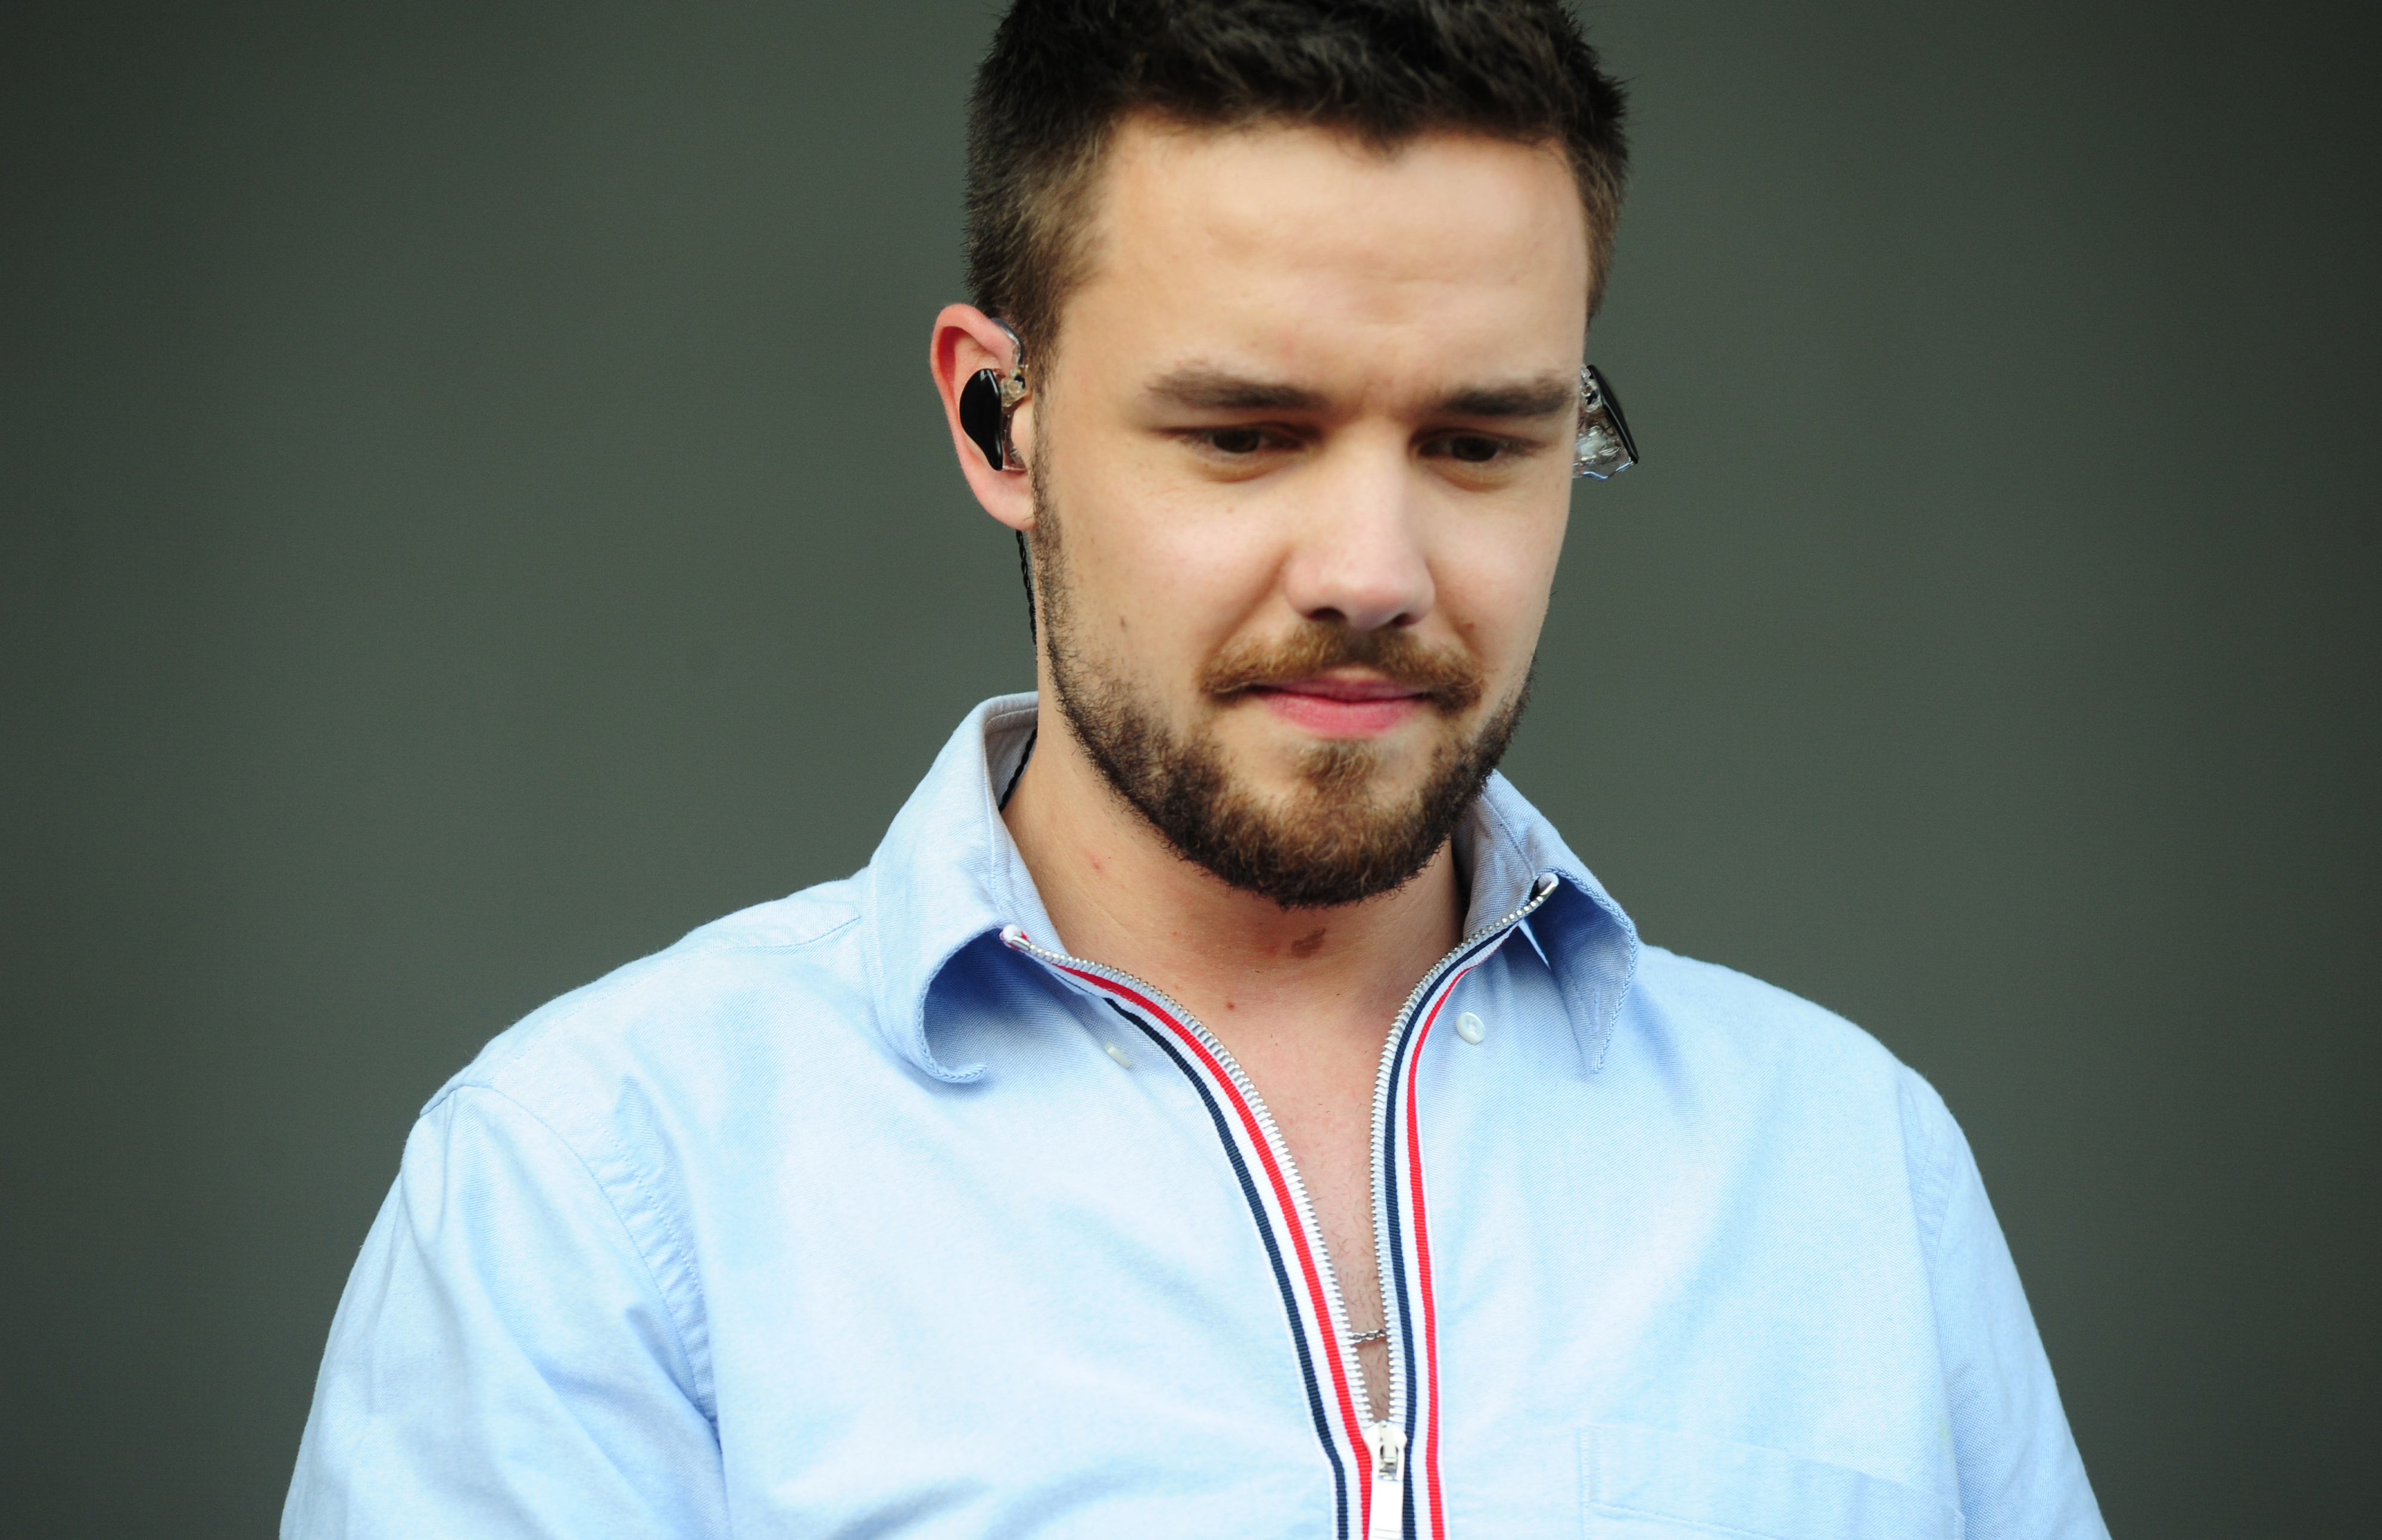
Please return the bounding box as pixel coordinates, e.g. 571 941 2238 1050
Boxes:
1062 115 1592 379
1096 114 1585 272
1102 110 1580 198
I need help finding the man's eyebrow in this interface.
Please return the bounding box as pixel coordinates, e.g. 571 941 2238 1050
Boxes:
1142 368 1577 419
1431 375 1577 419
1145 368 1324 412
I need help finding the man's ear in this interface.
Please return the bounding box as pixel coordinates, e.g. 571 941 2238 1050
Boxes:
930 304 1036 534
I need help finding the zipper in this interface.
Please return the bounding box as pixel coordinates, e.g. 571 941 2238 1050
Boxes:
1363 1420 1407 1540
1357 870 1558 1538
1003 870 1559 1539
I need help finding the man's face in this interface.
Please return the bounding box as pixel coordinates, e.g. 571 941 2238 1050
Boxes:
1030 117 1591 908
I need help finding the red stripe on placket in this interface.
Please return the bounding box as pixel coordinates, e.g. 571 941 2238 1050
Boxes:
1405 972 1462 1540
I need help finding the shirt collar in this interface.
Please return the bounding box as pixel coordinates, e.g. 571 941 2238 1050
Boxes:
859 694 1640 1081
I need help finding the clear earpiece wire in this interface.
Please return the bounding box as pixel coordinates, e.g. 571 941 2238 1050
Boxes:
993 319 1031 472
1573 363 1638 479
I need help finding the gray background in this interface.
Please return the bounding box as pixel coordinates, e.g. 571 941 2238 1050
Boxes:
5 1 2376 1534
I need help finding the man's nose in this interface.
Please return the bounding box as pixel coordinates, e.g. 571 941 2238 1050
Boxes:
1277 444 1436 633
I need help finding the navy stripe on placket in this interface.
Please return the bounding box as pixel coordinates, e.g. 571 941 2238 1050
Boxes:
1117 1002 1352 1540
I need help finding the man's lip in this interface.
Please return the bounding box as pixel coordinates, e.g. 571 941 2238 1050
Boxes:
1246 674 1429 703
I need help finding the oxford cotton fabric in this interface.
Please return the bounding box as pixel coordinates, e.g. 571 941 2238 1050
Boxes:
283 693 2106 1539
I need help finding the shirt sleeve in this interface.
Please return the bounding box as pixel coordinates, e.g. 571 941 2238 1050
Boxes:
282 1084 729 1540
1916 1080 2109 1540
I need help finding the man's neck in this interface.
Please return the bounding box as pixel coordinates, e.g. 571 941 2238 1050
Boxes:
1000 705 1466 1050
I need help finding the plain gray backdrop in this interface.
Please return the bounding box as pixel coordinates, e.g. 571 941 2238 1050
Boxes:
5 2 2377 1535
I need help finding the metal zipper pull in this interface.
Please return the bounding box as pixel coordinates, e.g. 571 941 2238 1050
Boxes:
1363 1420 1407 1540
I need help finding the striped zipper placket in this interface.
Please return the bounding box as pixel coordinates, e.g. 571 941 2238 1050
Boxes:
1000 872 1557 1540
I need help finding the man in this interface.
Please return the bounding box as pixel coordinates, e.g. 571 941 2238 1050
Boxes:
286 2 2105 1536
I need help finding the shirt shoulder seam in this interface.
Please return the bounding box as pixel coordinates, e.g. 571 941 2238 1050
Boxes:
1900 1065 1962 1268
665 911 863 962
438 1081 716 1419
438 912 866 1096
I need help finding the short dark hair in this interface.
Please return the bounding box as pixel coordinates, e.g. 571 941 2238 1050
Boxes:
965 0 1629 360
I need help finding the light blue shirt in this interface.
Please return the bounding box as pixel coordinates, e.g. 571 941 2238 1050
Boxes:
286 694 2104 1539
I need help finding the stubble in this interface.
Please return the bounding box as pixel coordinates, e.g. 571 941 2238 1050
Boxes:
1029 477 1530 910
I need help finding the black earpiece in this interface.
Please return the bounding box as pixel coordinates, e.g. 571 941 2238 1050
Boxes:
961 367 1009 470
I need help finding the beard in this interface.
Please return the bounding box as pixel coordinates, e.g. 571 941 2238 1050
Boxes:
1029 482 1531 911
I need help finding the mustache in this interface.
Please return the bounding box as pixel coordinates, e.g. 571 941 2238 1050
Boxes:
1200 623 1485 715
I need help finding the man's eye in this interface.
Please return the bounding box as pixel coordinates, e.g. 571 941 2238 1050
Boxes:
1426 434 1512 464
1201 426 1274 455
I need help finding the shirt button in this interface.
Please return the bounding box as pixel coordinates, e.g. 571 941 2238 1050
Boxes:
1454 1011 1486 1045
1103 1042 1134 1069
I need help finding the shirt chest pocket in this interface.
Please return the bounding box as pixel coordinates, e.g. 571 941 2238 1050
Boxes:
1581 1424 1964 1540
